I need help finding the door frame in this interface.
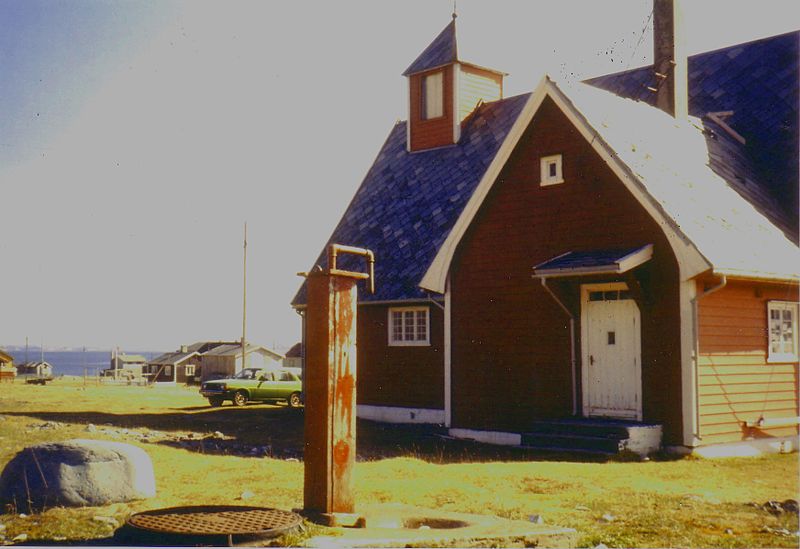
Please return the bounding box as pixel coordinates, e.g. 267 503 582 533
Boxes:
580 282 643 421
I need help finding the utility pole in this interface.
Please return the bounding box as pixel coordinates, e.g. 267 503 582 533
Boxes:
241 222 248 371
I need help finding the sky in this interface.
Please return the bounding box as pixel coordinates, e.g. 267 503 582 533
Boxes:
1 1 797 352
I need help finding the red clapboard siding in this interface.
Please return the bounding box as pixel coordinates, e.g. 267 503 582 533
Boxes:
450 96 684 443
357 303 444 409
409 66 455 152
697 280 799 443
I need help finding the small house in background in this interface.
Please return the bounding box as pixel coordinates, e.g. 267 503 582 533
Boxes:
144 345 202 384
198 343 284 382
0 349 16 382
103 350 147 380
282 342 302 370
17 361 53 379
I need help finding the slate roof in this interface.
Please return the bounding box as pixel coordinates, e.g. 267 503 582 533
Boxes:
186 341 235 354
403 19 458 76
292 92 530 306
585 31 799 234
202 343 283 359
148 350 198 365
533 247 648 274
117 354 147 363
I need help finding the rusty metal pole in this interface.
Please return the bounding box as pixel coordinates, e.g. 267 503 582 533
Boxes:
302 245 373 526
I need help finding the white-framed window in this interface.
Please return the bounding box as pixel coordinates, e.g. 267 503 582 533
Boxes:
388 306 430 346
540 154 564 186
768 301 798 362
164 365 173 377
422 71 444 120
185 364 195 376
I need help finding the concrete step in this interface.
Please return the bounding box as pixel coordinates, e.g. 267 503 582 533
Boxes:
529 419 656 438
521 432 625 454
523 418 663 456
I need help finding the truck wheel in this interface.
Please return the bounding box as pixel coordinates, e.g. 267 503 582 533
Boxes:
288 392 302 408
208 397 224 407
232 390 248 407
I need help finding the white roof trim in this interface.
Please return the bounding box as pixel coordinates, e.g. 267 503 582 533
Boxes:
533 244 654 278
419 76 709 294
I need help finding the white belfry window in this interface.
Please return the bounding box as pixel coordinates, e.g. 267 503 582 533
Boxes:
768 301 798 362
422 71 444 120
540 154 564 186
389 306 430 346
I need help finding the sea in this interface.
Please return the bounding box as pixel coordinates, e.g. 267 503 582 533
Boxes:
5 349 163 377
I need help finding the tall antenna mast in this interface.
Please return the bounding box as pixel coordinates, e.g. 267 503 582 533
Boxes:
241 222 248 370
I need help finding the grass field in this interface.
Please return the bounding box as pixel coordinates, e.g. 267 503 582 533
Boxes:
0 379 797 547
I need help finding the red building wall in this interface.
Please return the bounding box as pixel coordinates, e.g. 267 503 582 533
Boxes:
449 97 684 443
697 279 799 444
409 66 455 152
357 303 444 409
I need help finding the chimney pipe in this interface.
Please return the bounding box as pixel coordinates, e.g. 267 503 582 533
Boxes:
653 0 688 119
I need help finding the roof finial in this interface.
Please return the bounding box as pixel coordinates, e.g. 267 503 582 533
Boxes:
452 0 457 20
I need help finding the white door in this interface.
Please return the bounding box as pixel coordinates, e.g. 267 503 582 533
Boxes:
581 283 642 420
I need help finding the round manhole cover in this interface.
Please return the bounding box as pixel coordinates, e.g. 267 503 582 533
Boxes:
124 505 302 543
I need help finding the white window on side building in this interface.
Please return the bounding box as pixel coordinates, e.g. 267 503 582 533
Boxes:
768 301 799 362
388 306 430 346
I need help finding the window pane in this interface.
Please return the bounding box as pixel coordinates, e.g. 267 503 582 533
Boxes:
424 72 443 119
392 311 403 341
404 311 415 340
416 311 427 341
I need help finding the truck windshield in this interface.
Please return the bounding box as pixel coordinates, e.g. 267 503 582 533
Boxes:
233 368 262 380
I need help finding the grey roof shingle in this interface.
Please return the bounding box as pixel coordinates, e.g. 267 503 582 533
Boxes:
292 92 530 306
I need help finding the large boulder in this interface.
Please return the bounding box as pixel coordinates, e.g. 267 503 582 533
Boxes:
0 439 156 511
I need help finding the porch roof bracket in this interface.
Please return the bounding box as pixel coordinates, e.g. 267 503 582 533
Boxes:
536 277 578 417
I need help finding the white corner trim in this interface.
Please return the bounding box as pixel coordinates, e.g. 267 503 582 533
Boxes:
406 77 412 152
419 75 710 295
357 405 444 425
444 274 452 427
681 279 700 447
453 62 461 144
448 428 521 446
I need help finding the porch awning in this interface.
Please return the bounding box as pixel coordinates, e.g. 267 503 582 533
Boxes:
532 244 653 278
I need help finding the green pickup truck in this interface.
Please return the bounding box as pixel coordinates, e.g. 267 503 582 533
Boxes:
200 367 302 408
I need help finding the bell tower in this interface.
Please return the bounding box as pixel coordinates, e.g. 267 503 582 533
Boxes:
404 15 506 152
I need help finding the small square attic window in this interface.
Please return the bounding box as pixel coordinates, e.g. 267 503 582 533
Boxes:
540 154 564 186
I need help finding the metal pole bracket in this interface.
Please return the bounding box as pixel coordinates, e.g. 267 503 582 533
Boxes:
326 244 375 294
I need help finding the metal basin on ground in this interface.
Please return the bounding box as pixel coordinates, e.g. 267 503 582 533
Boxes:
118 505 303 546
